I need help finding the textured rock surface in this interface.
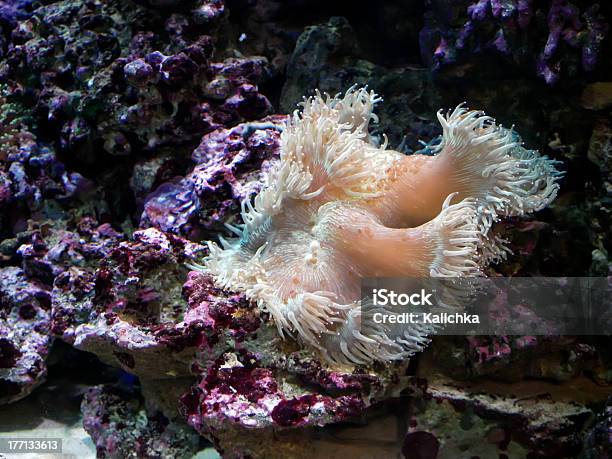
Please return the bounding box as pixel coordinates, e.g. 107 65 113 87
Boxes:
420 0 609 84
280 16 443 150
0 0 272 160
50 226 206 378
404 370 609 458
176 272 413 456
82 384 200 459
140 116 285 238
0 267 51 404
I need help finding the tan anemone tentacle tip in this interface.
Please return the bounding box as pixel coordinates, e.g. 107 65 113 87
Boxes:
197 86 561 368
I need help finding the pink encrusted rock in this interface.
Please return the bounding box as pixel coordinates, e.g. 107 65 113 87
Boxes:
50 226 207 379
0 266 52 404
81 384 200 459
177 271 413 457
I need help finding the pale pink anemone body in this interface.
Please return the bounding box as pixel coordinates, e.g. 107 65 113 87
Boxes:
198 87 560 367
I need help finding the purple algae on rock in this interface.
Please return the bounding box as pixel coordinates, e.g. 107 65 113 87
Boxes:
0 266 51 404
420 0 609 84
140 115 285 238
82 384 200 459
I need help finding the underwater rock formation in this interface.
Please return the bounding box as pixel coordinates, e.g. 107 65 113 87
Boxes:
50 225 206 378
405 371 606 458
0 0 271 161
179 270 413 456
280 16 443 151
140 115 285 238
0 88 92 236
420 0 609 84
201 87 561 366
0 266 51 404
82 384 200 459
586 117 612 275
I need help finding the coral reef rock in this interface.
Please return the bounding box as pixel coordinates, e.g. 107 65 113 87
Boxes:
0 266 52 404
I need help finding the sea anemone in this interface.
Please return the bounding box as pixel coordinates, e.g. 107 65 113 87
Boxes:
198 86 561 367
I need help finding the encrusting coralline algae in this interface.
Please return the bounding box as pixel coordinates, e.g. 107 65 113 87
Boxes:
199 86 561 367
